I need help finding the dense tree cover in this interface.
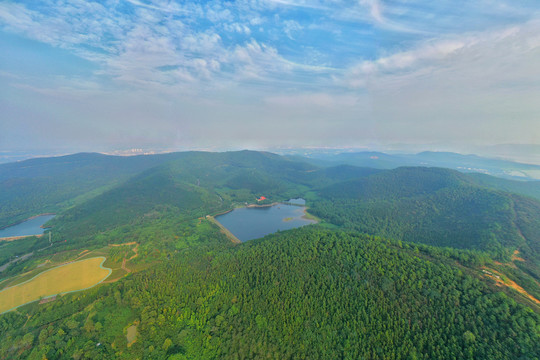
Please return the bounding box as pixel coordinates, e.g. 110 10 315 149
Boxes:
0 150 318 230
1 228 538 359
512 195 540 278
308 167 540 304
0 151 362 273
2 150 539 230
468 173 540 201
0 152 185 229
310 167 539 260
52 169 224 239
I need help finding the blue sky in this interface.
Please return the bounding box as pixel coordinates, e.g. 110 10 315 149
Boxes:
1 0 539 156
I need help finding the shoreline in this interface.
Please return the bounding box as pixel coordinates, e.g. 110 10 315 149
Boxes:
0 213 56 231
206 215 242 244
215 201 319 223
246 202 280 208
301 207 319 223
216 200 306 214
211 209 234 217
0 234 44 242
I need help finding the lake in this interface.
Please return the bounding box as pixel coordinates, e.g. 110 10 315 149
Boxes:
0 215 56 239
286 198 306 205
215 202 316 242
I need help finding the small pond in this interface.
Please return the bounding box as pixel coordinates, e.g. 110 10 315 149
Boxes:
215 201 316 242
0 214 56 239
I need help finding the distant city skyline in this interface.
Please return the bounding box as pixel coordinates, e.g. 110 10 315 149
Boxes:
1 0 539 156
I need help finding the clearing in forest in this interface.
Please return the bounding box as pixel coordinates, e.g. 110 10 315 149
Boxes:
482 266 540 305
126 322 139 347
0 257 111 313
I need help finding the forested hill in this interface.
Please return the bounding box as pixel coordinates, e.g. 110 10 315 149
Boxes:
0 150 316 230
4 151 540 261
1 228 538 359
3 150 539 230
39 151 319 252
0 152 181 228
33 155 540 305
310 167 540 261
467 173 540 201
1 151 378 267
47 152 392 248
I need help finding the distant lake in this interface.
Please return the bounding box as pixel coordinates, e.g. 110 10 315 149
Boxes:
286 198 306 205
0 215 55 239
215 202 316 242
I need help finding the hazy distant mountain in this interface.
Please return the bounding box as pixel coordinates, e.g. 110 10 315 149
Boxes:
287 150 540 180
476 144 540 166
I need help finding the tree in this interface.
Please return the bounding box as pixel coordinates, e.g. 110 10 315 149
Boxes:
163 338 173 352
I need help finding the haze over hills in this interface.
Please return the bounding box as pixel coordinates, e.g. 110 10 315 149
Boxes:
284 150 540 180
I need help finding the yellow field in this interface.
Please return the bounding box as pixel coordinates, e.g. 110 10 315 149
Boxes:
0 257 111 313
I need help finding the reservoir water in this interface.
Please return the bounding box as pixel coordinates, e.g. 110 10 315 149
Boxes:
286 198 306 205
0 215 56 239
215 202 316 242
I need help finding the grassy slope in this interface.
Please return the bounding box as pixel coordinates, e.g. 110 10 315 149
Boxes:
0 257 110 314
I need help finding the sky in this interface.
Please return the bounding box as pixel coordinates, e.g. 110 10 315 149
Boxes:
1 0 539 159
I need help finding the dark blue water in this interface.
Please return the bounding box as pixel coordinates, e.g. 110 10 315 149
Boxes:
0 215 55 238
215 203 316 242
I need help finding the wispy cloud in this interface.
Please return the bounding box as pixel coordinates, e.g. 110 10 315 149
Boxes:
1 0 539 151
360 0 383 23
124 0 188 14
341 22 540 90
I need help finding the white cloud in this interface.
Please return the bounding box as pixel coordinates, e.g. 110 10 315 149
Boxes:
283 20 302 39
223 22 251 35
1 0 540 151
124 0 187 14
359 0 384 24
341 22 540 90
229 40 290 79
249 17 264 26
205 5 233 22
